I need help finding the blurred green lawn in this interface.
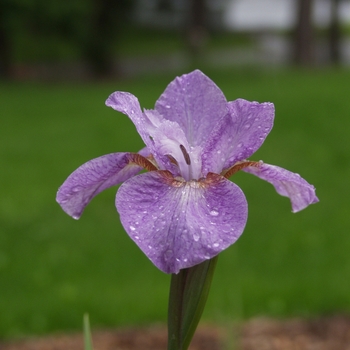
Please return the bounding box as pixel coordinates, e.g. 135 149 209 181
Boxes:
0 67 349 339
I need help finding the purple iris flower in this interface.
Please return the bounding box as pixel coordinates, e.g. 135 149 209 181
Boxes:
56 70 318 274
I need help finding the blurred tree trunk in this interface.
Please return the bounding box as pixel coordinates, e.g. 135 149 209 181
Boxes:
329 0 341 64
83 0 131 79
0 3 13 79
0 24 12 80
293 0 314 66
186 0 207 62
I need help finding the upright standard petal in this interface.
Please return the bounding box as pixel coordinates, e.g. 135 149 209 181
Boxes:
116 171 248 274
244 163 319 212
202 99 274 175
56 153 143 219
155 70 227 148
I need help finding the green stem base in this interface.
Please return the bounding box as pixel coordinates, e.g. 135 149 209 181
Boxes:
167 256 218 350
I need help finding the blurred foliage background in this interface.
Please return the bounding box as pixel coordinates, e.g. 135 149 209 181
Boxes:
1 0 350 341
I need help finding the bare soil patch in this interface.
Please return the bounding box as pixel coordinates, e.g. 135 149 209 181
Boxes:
1 315 350 350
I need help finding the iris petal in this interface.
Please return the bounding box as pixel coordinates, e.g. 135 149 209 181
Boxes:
244 163 319 212
105 92 161 152
155 70 227 148
116 171 248 274
56 153 143 219
202 99 274 175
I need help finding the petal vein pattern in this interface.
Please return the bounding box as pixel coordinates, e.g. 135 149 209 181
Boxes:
116 171 248 274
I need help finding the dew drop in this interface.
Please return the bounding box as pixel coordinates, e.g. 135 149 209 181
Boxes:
130 226 136 231
193 233 200 241
165 105 171 109
213 243 220 248
72 215 79 220
165 250 173 260
210 210 219 216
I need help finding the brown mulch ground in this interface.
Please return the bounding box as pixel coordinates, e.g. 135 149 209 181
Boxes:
1 315 350 350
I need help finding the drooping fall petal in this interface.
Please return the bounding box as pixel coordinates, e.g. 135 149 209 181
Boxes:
244 163 319 212
56 153 143 219
116 171 248 273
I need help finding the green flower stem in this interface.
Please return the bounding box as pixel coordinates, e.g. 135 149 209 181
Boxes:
167 256 218 350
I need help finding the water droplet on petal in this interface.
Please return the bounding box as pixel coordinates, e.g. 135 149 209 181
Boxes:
210 210 219 216
193 233 200 241
213 243 220 248
130 226 136 231
165 250 173 260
